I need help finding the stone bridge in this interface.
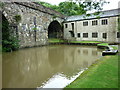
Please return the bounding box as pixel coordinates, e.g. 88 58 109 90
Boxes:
2 2 65 48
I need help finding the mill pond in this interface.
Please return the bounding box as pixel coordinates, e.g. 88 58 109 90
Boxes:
3 45 103 88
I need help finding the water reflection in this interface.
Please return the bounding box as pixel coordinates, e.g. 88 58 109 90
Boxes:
3 45 102 88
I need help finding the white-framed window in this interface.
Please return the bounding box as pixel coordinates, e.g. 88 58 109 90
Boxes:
83 21 88 26
103 33 107 39
92 20 98 26
92 32 98 38
102 19 108 25
83 33 88 38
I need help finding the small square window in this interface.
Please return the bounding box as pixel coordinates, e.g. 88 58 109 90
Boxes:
92 33 98 38
102 19 108 25
77 33 80 37
103 33 107 39
83 21 88 26
83 33 88 38
92 20 98 26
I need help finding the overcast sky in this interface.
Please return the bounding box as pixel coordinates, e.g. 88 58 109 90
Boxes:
41 0 119 10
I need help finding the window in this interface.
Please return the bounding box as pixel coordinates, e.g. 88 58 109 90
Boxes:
77 33 80 37
83 33 88 38
83 21 88 26
92 33 98 38
65 24 68 28
102 19 108 25
92 20 98 26
117 32 120 38
71 23 74 31
103 33 107 39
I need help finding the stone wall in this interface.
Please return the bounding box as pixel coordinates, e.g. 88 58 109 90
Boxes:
2 2 64 48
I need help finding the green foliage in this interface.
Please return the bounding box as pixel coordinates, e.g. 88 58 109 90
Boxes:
2 37 20 52
2 15 20 52
32 27 37 31
14 15 21 22
0 2 5 8
49 38 64 43
37 0 109 16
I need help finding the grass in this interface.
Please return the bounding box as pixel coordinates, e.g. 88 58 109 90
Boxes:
97 43 109 47
48 38 64 43
65 55 118 88
49 39 102 44
70 41 102 44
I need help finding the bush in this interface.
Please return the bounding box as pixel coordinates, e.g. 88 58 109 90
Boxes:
2 14 20 52
2 37 20 52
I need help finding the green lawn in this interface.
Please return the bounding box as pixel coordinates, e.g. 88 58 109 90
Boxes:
97 43 109 47
70 41 102 44
48 38 64 43
65 55 118 88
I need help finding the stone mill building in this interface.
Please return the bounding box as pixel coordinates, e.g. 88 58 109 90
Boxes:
63 9 120 43
1 2 120 48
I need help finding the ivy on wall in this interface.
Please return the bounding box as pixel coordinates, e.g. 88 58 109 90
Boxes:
14 15 21 22
2 15 20 52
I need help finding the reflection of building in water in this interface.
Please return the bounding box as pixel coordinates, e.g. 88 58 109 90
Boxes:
63 46 102 70
3 45 102 88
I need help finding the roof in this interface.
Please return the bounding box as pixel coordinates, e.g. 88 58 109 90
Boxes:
65 9 120 22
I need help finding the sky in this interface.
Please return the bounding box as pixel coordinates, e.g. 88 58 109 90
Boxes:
40 0 120 11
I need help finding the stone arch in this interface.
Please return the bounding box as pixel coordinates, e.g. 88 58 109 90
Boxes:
48 20 63 39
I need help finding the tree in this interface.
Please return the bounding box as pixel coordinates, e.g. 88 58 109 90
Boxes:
38 0 109 16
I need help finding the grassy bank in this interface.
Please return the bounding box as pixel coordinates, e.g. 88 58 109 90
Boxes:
65 55 118 88
49 39 103 44
48 38 64 43
97 43 109 47
70 41 102 44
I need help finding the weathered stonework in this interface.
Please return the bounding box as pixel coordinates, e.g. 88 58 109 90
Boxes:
2 2 64 48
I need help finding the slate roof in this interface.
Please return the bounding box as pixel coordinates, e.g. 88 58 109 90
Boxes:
65 9 120 22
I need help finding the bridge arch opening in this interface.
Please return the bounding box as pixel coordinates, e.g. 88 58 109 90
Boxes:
48 20 63 39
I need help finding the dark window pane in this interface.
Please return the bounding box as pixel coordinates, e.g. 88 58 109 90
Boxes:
92 33 98 38
65 24 68 28
83 33 88 38
117 32 120 38
77 33 80 37
103 33 107 39
83 21 88 26
102 19 108 25
71 23 74 31
92 20 98 26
